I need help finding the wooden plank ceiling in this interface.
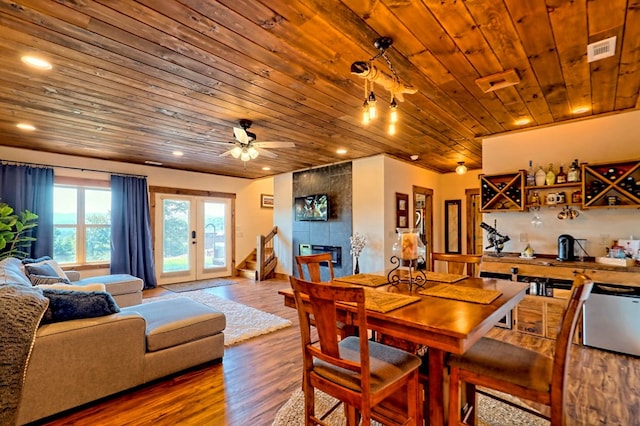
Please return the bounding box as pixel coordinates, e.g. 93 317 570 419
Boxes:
0 0 638 179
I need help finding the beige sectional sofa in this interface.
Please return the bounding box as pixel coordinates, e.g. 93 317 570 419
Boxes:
0 258 226 425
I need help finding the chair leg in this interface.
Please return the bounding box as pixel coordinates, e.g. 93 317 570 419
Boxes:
464 382 476 426
345 404 358 426
448 367 460 426
304 382 315 426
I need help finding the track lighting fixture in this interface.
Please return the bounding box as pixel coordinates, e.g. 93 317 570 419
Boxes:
351 37 417 135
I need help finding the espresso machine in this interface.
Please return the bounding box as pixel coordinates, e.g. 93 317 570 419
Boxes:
557 234 575 261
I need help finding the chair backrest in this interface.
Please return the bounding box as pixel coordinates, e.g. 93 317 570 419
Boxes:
295 252 335 282
431 253 483 277
289 276 371 391
550 272 594 420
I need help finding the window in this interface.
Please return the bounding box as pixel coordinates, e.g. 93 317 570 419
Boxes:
53 183 111 265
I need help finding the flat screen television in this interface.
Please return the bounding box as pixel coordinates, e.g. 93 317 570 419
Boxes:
294 194 329 221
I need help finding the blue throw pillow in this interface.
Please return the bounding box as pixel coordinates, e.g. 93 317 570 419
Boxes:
21 256 53 264
25 263 58 277
41 289 120 324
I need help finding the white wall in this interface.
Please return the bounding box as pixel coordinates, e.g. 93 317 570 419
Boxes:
1 147 274 276
273 172 293 275
483 110 640 257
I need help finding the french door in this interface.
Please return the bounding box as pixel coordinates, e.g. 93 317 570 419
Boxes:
154 194 232 284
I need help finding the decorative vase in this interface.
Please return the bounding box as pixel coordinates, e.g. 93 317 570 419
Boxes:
392 228 425 261
354 257 360 274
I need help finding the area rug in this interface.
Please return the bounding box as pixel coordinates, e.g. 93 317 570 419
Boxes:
271 388 549 426
162 279 236 293
144 289 291 346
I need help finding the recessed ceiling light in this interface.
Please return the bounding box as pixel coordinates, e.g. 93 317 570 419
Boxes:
262 166 271 171
16 123 36 131
144 160 163 166
172 150 183 157
336 148 347 154
514 117 531 126
21 55 52 70
572 106 590 114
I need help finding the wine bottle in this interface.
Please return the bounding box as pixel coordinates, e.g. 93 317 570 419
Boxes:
567 159 580 182
556 164 567 184
526 160 535 186
545 163 556 186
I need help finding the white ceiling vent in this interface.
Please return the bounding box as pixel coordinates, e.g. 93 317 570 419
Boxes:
587 36 617 63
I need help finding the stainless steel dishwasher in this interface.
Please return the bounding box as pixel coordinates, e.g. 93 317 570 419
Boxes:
582 284 640 357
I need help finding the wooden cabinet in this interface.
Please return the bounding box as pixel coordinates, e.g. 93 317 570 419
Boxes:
479 171 525 212
582 160 640 208
515 296 544 336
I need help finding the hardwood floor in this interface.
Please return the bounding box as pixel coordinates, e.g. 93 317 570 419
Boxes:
37 277 639 426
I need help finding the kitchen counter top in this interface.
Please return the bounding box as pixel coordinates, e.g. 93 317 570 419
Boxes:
481 253 640 287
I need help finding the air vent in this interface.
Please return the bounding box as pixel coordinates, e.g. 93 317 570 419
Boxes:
587 36 617 63
475 69 520 93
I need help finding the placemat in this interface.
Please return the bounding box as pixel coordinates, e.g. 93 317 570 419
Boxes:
424 272 468 283
334 274 389 287
344 289 420 313
419 284 502 304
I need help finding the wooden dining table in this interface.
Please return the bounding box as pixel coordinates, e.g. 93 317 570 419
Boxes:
279 273 529 426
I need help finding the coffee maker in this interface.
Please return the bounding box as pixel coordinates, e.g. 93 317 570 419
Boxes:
557 234 575 261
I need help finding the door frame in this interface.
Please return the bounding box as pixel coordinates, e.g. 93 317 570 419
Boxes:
412 185 434 270
465 188 482 255
149 186 236 279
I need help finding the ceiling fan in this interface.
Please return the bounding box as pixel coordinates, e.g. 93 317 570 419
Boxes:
218 119 295 161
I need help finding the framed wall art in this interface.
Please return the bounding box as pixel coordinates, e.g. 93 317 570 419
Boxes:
260 194 274 209
396 192 409 229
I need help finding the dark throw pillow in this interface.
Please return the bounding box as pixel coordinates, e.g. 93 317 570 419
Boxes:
21 256 53 264
41 289 120 324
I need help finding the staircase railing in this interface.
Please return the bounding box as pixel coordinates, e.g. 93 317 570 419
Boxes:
256 226 278 281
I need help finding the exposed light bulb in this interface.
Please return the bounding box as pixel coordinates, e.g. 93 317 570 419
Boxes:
362 101 370 125
455 162 467 175
231 146 242 158
367 91 377 120
248 146 259 159
389 97 398 123
388 123 396 135
240 149 251 162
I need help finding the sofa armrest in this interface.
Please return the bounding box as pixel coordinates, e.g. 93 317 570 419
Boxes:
64 270 81 282
18 313 147 424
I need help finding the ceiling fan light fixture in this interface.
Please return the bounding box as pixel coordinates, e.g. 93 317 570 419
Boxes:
230 146 242 158
248 146 259 159
240 149 251 162
455 162 468 175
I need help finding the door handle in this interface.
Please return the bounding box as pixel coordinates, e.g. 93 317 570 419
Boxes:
192 230 196 239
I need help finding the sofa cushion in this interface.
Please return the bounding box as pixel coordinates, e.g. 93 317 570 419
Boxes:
0 258 32 287
41 289 120 324
123 297 225 352
76 274 143 296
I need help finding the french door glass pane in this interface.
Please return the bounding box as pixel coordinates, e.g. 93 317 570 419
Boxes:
203 201 226 269
162 199 190 273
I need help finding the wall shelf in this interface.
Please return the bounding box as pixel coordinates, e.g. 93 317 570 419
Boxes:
479 171 525 212
582 160 640 208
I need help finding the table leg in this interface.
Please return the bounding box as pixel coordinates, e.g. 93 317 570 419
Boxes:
428 348 445 425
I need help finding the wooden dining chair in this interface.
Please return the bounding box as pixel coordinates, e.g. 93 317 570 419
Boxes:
289 276 423 426
296 253 335 282
447 272 594 426
431 253 483 277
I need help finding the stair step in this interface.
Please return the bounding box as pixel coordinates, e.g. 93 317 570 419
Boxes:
237 268 257 280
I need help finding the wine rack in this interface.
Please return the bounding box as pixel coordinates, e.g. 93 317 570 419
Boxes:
479 171 525 212
582 160 640 208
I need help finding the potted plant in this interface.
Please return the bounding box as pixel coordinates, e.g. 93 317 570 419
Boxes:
0 201 39 261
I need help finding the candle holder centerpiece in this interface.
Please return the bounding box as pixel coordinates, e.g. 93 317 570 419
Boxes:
388 228 427 292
